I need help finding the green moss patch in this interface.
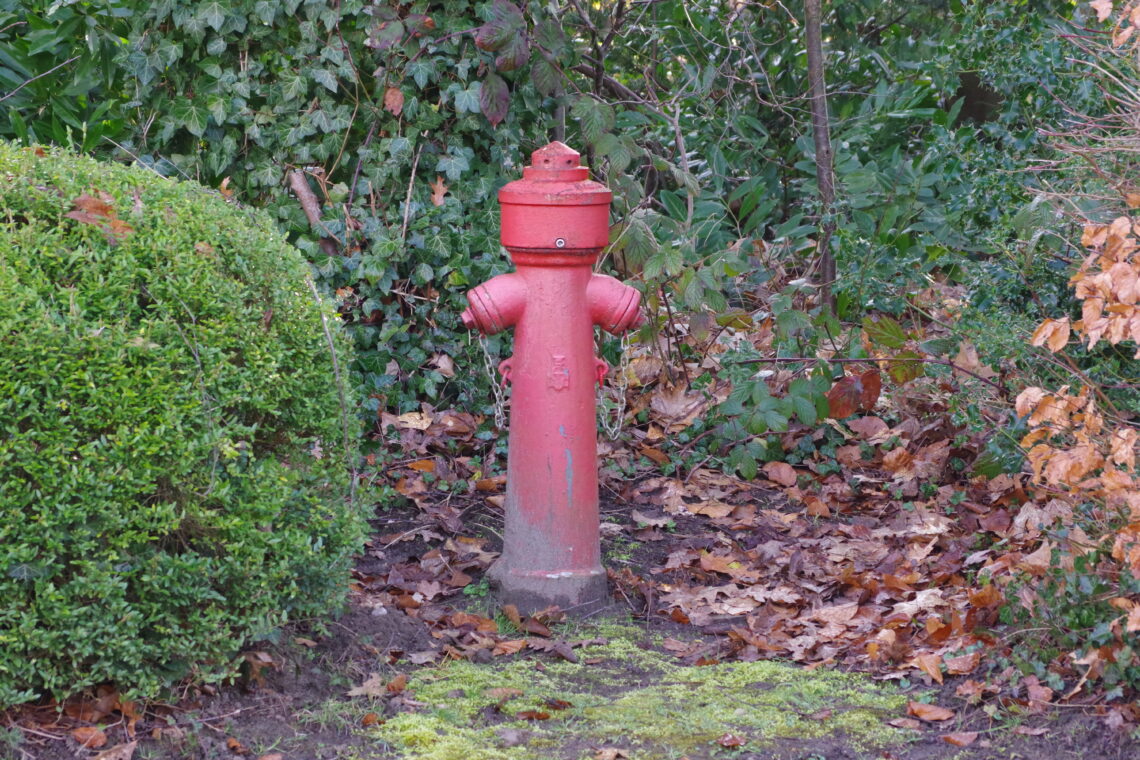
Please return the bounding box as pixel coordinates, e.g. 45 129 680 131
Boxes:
363 624 909 760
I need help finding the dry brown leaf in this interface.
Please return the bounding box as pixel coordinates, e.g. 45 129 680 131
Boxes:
362 712 382 726
384 86 405 116
72 726 108 749
594 750 631 760
763 461 798 487
347 673 386 698
484 687 524 701
941 732 978 747
93 743 137 760
908 701 955 722
429 175 448 207
945 651 980 675
1092 0 1114 22
1031 317 1071 353
914 653 943 684
493 639 528 656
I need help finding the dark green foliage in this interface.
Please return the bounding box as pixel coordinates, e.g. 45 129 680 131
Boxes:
0 0 135 150
0 143 364 708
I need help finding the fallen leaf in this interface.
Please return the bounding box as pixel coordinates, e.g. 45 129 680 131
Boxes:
484 687 524 701
908 701 955 722
226 736 250 755
516 710 551 720
913 653 944 684
888 717 923 730
429 175 448 207
257 755 285 760
594 750 630 760
716 733 745 747
347 673 386 698
93 743 137 760
763 461 798 487
72 726 108 748
387 673 408 693
941 732 978 747
384 86 405 116
362 712 382 726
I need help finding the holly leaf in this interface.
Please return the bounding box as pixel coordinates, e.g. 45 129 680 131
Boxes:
480 73 509 127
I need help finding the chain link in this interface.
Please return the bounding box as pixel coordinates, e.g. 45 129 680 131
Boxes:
598 332 631 440
477 335 509 429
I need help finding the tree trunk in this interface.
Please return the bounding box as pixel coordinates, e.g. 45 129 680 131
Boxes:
804 0 836 313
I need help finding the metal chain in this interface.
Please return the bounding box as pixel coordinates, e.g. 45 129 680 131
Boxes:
477 335 509 429
598 332 631 440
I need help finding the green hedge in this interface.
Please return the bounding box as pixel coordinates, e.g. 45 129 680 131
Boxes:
0 143 364 707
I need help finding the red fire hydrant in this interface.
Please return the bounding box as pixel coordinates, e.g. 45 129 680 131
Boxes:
461 142 642 613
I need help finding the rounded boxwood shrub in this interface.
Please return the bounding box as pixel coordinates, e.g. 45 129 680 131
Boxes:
0 143 364 708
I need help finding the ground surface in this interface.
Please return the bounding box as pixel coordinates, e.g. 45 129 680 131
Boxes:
4 493 1139 760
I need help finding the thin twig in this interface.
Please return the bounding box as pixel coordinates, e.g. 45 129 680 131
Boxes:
400 143 424 244
305 274 357 507
0 55 79 103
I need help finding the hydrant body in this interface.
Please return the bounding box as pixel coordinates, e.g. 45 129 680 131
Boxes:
461 142 641 613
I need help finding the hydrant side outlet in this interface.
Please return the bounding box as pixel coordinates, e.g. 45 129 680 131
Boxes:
463 142 642 614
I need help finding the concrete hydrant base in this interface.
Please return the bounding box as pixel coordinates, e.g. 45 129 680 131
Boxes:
487 560 610 615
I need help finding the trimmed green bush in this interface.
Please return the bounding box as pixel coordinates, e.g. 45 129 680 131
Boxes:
0 143 364 708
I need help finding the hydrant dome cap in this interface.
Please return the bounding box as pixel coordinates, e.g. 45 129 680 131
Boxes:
499 141 611 207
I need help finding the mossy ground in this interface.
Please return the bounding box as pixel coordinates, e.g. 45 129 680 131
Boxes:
348 621 909 760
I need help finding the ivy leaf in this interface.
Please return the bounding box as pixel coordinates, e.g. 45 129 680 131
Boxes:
281 73 307 102
475 0 525 52
312 69 338 93
173 100 208 137
454 82 481 114
198 1 227 32
437 152 470 181
480 73 509 127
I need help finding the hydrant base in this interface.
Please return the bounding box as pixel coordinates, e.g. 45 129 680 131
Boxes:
487 560 610 615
